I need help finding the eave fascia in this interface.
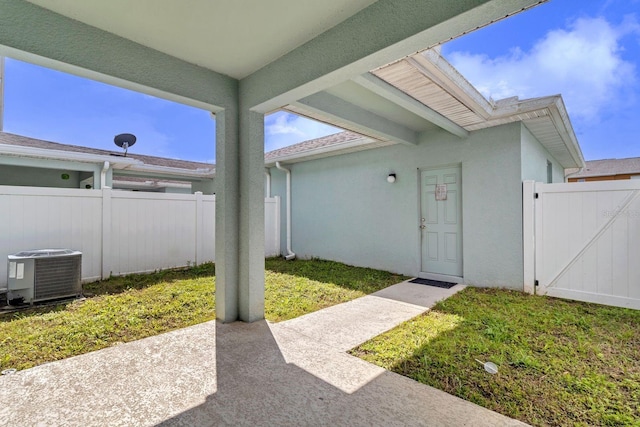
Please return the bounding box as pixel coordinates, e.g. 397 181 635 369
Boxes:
546 97 586 168
0 143 216 179
0 143 139 167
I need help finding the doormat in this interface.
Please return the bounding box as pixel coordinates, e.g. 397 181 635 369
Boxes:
409 278 457 289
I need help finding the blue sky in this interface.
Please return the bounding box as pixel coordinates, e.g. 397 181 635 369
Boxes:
442 0 640 161
3 0 639 162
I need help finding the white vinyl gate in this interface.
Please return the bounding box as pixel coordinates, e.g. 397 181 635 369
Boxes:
523 180 640 309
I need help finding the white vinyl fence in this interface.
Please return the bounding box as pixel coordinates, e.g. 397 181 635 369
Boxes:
523 180 640 309
0 186 280 286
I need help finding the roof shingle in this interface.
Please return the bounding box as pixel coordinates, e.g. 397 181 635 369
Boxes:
0 132 214 171
264 131 364 161
570 157 640 178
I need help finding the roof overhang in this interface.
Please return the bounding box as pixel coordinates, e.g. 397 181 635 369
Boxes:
0 143 138 168
0 143 215 179
286 48 585 169
375 49 585 168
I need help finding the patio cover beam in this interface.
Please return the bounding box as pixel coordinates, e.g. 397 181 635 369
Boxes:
292 92 418 146
241 0 545 113
352 73 469 138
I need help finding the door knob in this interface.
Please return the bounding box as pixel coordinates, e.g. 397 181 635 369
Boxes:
419 225 426 229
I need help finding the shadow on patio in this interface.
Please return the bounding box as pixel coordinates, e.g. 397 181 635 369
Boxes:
159 319 524 427
0 285 525 426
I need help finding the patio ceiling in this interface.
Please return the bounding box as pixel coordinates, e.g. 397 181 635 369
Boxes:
25 0 378 80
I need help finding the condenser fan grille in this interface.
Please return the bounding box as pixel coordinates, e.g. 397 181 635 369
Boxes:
34 255 82 300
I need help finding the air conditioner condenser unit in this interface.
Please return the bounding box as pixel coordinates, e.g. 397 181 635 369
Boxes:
7 249 82 305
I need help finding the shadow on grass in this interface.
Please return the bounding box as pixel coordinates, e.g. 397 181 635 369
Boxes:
0 263 216 323
0 301 72 323
351 287 640 426
1 258 401 325
83 262 215 296
265 257 408 294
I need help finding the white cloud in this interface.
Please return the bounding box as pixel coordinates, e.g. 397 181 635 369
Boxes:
264 111 340 152
265 112 305 137
446 16 639 122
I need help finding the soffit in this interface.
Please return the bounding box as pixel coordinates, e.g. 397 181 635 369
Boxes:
370 50 585 168
325 81 440 132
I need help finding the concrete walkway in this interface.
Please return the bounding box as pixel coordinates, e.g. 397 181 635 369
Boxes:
0 281 527 427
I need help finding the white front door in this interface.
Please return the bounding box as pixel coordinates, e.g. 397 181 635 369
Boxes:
420 166 463 277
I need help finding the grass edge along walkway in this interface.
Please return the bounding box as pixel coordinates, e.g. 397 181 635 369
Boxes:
350 287 640 427
0 258 408 371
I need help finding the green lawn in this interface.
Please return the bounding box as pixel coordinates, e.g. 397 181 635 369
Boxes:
350 287 640 427
0 258 407 371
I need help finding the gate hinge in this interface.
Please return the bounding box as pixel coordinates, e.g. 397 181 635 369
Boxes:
534 280 539 287
534 193 539 199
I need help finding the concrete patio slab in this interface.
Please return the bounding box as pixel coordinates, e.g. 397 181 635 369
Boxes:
0 281 528 426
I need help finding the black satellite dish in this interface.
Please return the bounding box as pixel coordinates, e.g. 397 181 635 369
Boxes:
114 133 137 156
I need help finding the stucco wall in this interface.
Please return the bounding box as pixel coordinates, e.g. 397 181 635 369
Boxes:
0 160 212 194
162 186 191 194
192 179 215 195
0 164 81 188
268 122 526 289
521 125 564 183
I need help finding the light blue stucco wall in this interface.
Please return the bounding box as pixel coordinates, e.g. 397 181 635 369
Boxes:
162 186 191 194
191 179 215 195
269 122 528 289
0 164 82 188
0 157 214 194
520 125 564 183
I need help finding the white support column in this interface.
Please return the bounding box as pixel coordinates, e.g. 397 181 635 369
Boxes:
214 106 266 323
523 180 535 294
101 187 112 280
215 109 240 323
238 109 265 322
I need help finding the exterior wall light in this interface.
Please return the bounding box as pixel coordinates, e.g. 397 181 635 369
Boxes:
387 173 397 183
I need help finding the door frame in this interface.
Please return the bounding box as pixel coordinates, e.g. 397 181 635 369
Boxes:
417 164 464 283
